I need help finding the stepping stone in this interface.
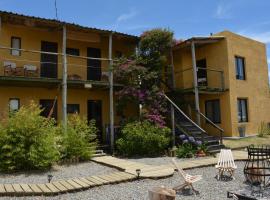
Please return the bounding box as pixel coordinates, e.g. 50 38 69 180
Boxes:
20 184 33 194
28 184 43 194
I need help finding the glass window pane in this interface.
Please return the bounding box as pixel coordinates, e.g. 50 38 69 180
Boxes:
241 100 247 121
9 99 19 111
11 37 21 56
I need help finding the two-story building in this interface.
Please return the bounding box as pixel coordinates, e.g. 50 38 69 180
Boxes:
172 31 270 138
0 11 138 144
0 11 269 146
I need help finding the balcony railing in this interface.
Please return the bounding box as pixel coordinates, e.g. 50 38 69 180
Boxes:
0 46 115 87
172 66 225 93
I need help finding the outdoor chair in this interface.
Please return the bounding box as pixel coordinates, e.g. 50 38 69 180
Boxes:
24 64 38 77
171 158 202 195
215 149 237 180
3 61 17 75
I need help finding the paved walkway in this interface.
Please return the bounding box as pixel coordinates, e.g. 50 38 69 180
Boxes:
0 150 248 196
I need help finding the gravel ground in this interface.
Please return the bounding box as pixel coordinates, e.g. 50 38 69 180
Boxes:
1 161 260 200
0 162 117 184
125 156 212 165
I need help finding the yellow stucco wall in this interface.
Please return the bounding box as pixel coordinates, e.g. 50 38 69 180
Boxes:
0 22 138 140
216 31 270 136
173 31 270 137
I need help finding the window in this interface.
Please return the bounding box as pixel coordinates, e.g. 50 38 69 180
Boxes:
67 104 80 114
205 99 221 123
66 48 80 56
11 37 21 56
238 99 248 122
9 98 20 112
235 56 245 80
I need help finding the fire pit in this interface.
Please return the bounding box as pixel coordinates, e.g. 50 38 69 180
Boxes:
244 145 270 188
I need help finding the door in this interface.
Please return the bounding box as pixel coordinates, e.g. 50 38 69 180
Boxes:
40 41 58 78
196 59 207 86
87 100 102 141
40 99 57 120
87 48 101 81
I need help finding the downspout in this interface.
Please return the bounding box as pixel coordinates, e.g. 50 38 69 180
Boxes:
109 32 114 154
62 24 67 130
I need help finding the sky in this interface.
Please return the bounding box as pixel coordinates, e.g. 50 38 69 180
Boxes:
1 0 270 77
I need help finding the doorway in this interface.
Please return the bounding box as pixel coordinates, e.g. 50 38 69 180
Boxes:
87 48 101 81
40 41 58 78
87 100 102 142
196 59 207 86
40 99 57 120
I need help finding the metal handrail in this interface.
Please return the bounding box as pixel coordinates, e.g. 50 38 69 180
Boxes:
197 110 224 144
163 93 206 134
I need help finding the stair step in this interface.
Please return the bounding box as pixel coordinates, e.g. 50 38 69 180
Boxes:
207 144 225 152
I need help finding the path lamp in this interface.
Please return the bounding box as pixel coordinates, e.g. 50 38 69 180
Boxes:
47 174 53 183
136 169 141 179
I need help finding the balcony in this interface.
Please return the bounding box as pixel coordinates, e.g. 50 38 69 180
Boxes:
172 66 227 94
0 48 121 89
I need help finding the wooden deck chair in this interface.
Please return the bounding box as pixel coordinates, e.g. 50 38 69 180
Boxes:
171 158 202 195
215 149 237 180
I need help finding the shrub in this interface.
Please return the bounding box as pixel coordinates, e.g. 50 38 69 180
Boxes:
176 143 196 158
59 114 97 161
116 121 170 157
0 102 59 171
258 121 270 137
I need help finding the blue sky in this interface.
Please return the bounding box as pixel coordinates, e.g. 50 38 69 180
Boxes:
1 0 270 76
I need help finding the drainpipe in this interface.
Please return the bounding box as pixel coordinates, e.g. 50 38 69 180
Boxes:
109 32 114 154
191 41 201 126
62 24 67 130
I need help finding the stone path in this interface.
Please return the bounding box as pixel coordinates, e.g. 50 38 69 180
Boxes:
0 150 248 196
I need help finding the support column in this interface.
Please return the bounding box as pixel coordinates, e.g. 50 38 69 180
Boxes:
109 32 114 154
62 25 67 129
170 47 176 147
191 41 201 125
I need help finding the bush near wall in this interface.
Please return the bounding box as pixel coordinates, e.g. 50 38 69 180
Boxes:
116 121 171 157
0 103 59 171
59 115 97 161
0 103 97 172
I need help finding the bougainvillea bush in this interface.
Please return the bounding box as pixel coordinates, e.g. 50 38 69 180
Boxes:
113 28 174 128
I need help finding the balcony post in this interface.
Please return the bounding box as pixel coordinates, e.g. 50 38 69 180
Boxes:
170 47 176 147
221 71 225 90
191 41 201 126
62 24 67 130
109 32 114 154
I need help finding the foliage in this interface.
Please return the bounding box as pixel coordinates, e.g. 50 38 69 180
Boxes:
59 114 97 161
116 121 170 157
0 102 59 171
258 121 270 137
114 29 174 127
176 143 197 158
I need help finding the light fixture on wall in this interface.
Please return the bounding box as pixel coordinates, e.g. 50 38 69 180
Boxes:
84 83 92 89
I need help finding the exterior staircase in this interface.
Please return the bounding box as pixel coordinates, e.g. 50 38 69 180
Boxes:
164 94 225 154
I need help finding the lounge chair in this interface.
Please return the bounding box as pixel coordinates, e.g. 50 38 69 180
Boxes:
171 158 202 194
215 149 237 180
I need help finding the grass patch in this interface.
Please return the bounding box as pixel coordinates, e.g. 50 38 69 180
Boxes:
224 135 270 149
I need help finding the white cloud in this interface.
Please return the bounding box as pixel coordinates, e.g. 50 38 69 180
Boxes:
116 10 137 23
214 2 232 19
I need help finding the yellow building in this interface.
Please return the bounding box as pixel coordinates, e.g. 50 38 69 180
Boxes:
0 11 138 145
0 11 269 148
172 30 270 138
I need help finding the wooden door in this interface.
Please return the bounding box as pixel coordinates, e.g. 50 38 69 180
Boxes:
87 48 101 81
40 41 58 78
196 59 207 86
87 100 102 141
